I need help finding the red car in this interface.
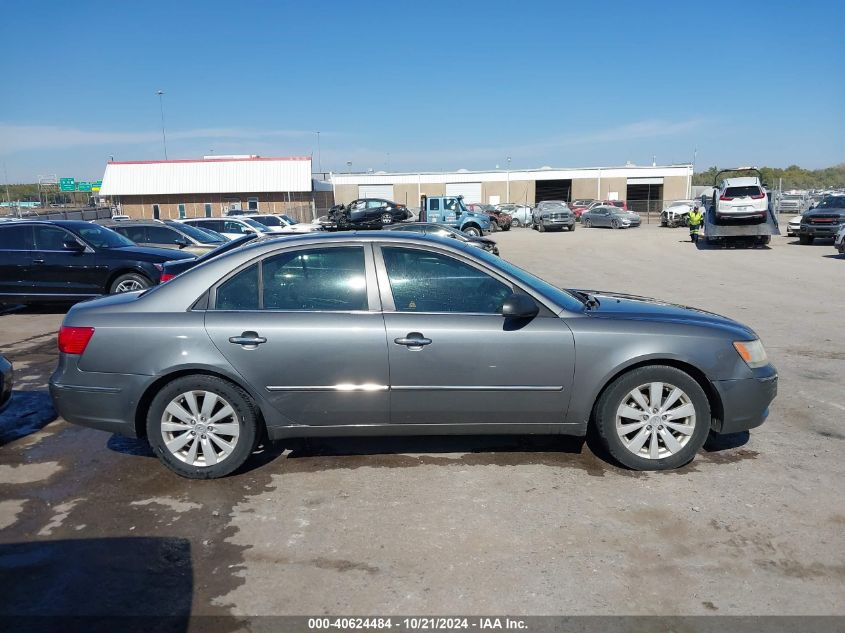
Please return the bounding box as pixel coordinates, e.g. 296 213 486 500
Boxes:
570 199 595 220
467 203 512 231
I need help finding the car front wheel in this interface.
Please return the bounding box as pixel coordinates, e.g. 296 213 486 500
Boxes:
146 375 260 479
594 365 711 470
462 225 481 237
583 219 592 228
799 234 813 245
510 218 521 228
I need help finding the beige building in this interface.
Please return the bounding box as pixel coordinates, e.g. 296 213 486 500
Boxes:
98 155 317 222
331 164 693 213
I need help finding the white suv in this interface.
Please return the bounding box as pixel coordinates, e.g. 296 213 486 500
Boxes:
715 177 768 221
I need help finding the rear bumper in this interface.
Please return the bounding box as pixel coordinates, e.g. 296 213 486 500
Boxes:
712 365 778 434
49 355 150 437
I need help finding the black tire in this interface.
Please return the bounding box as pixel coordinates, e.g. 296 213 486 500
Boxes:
594 365 711 471
109 272 151 294
799 234 813 245
502 224 511 231
568 223 575 231
611 219 620 229
146 375 261 479
462 225 481 237
759 235 771 246
538 223 546 233
510 218 521 228
490 220 500 232
583 219 591 228
380 212 394 225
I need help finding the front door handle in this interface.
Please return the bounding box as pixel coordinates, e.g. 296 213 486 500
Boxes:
394 333 432 349
33 258 45 264
229 331 267 347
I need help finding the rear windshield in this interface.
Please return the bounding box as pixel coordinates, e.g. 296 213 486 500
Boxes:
172 221 227 243
725 186 762 198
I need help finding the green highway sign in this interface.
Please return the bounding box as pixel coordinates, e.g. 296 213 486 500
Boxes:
59 177 76 191
77 182 92 192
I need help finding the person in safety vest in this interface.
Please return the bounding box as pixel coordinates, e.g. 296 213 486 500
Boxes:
688 205 704 243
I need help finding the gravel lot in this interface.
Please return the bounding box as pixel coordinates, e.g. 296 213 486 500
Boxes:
1 222 844 619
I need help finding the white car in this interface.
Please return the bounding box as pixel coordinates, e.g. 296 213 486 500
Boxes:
835 225 845 255
787 215 803 237
661 200 695 227
715 177 769 221
180 217 273 240
244 213 322 233
495 203 532 227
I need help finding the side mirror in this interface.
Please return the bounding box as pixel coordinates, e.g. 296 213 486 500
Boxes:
501 293 539 319
63 239 85 251
175 238 190 248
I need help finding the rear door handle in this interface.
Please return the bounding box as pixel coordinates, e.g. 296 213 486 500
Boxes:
228 331 267 347
394 333 432 348
33 259 45 264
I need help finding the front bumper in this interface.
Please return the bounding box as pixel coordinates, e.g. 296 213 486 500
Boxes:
801 224 843 238
712 365 778 434
49 355 151 437
542 218 575 228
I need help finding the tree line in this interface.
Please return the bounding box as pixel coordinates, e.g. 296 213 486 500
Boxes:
692 164 845 190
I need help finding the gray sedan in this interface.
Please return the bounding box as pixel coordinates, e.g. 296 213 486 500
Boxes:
582 205 642 229
50 232 776 478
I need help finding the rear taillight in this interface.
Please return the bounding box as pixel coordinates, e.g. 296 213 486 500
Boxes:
159 272 175 283
719 195 734 201
751 192 765 199
58 326 95 355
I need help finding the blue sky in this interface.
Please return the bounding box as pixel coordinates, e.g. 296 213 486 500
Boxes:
1 0 843 182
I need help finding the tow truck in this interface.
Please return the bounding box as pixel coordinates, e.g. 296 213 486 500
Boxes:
418 195 492 236
704 167 780 247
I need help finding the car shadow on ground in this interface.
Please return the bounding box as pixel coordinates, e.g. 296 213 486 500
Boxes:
0 391 57 445
0 537 193 627
822 254 844 259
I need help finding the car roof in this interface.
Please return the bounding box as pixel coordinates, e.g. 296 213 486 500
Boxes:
0 219 99 230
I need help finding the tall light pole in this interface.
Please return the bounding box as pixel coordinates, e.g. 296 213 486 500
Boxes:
314 131 322 174
156 90 168 160
506 156 512 203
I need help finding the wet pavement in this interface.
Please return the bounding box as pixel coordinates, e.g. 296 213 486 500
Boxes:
1 225 844 621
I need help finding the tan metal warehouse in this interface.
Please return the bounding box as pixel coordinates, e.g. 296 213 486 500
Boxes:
331 164 693 213
99 155 316 221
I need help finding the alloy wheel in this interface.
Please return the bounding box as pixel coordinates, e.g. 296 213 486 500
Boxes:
114 279 145 293
381 212 393 224
615 382 696 460
160 390 240 467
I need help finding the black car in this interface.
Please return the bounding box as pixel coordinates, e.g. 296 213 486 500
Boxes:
159 233 269 281
0 354 12 413
799 195 845 244
385 222 499 255
0 220 195 303
327 198 411 230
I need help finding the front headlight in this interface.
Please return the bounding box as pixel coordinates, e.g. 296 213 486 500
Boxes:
733 340 768 369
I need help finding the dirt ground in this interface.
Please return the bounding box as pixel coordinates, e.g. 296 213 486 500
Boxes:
1 222 843 620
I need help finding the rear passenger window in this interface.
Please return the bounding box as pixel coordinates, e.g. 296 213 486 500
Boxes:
146 226 183 245
0 225 32 249
33 226 73 250
215 264 259 311
262 247 367 311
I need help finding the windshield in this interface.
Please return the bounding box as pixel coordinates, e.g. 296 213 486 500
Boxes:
817 196 845 209
253 215 283 227
280 214 298 224
470 247 584 312
75 224 136 249
170 221 227 244
241 218 272 232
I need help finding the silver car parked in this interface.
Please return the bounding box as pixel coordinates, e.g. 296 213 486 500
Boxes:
50 232 776 478
581 205 642 229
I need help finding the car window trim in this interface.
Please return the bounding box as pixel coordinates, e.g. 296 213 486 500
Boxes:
206 242 380 313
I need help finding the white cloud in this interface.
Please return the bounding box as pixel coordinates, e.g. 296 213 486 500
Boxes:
0 124 319 154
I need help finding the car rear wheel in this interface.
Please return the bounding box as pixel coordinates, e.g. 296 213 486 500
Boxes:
147 375 260 479
110 272 151 294
510 218 521 228
462 225 481 237
611 219 620 229
594 365 710 470
583 219 592 228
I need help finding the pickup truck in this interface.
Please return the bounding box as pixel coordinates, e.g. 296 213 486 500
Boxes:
419 195 491 236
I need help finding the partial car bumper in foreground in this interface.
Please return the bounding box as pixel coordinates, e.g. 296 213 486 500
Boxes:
712 365 778 434
0 355 12 412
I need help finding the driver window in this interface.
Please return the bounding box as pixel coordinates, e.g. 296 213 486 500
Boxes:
381 247 511 314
